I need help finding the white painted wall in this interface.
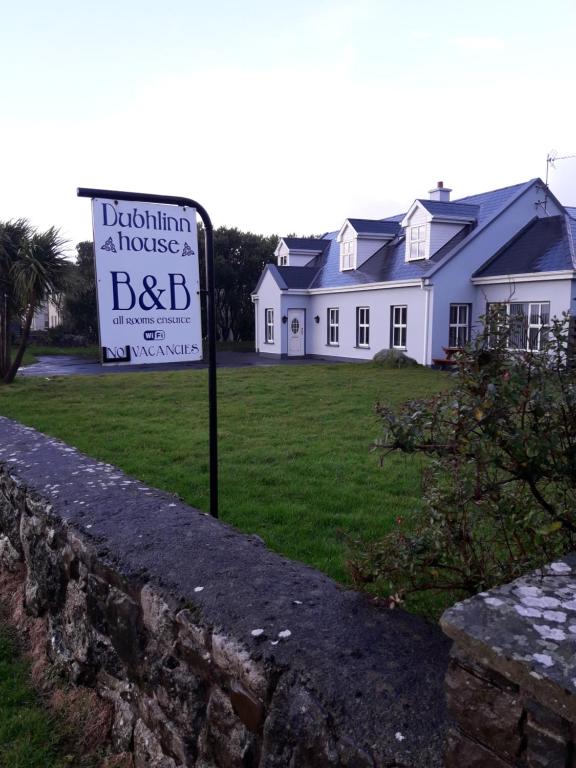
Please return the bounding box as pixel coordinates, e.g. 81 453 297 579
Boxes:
356 237 389 268
255 270 283 354
287 252 318 267
406 206 428 227
429 222 464 256
31 306 49 331
276 241 289 265
474 279 573 327
31 298 62 331
290 285 427 362
339 222 354 241
428 185 565 363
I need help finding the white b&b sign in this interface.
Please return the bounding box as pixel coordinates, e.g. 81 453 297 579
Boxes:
91 199 203 365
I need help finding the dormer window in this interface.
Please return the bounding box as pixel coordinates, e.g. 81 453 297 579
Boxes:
409 225 427 260
402 187 477 263
278 253 288 266
340 239 356 270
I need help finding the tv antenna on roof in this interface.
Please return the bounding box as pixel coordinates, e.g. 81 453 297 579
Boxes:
539 150 576 212
546 150 576 186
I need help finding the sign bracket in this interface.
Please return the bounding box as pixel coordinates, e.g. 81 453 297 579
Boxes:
77 187 219 519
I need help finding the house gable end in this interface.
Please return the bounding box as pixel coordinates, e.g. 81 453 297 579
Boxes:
252 264 288 296
425 178 543 279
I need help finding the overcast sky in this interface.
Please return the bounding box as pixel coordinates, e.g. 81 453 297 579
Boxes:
1 0 575 252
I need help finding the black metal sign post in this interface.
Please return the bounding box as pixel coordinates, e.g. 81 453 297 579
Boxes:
77 187 218 519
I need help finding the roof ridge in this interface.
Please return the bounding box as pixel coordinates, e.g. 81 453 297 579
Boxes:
416 199 479 206
454 178 538 203
283 235 327 242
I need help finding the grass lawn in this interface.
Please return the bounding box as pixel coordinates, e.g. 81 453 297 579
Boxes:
11 345 100 368
0 622 62 768
0 364 449 588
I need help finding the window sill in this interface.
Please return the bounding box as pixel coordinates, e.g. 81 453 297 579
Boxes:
326 343 340 348
392 347 407 351
355 345 370 349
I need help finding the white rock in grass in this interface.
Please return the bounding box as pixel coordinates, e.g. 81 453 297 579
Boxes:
278 629 292 639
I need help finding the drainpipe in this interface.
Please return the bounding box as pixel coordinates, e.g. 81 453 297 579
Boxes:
421 279 433 366
252 296 259 352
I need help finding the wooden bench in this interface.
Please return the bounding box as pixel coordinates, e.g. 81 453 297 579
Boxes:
432 346 463 370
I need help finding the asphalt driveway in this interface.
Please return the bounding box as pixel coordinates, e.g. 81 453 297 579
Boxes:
18 351 361 377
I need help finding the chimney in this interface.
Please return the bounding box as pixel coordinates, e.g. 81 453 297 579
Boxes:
429 180 452 203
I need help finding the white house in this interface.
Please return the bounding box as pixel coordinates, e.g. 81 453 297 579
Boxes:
31 297 62 331
252 179 576 365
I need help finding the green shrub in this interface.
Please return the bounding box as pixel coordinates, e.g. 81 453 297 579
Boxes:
349 312 576 608
372 349 419 368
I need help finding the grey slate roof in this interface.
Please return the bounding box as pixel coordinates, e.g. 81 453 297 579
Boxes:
453 180 534 226
566 207 576 220
416 200 479 219
474 216 576 277
276 266 320 289
281 237 326 251
346 219 401 236
257 179 562 293
308 233 378 288
360 226 474 283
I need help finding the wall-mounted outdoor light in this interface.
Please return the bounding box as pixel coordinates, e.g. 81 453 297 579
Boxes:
314 315 320 323
282 315 288 324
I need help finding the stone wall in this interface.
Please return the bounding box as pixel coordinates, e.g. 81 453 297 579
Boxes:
0 417 449 768
442 555 576 767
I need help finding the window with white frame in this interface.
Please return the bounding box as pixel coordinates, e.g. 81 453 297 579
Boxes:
327 308 339 345
277 254 287 266
391 305 407 348
408 225 427 260
356 307 370 347
340 239 356 270
449 304 471 347
265 308 274 343
487 302 550 351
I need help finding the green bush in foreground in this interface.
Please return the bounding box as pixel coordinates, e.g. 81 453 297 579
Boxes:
349 313 576 606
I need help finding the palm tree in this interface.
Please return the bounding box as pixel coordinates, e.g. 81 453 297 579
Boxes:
2 226 70 384
0 219 33 378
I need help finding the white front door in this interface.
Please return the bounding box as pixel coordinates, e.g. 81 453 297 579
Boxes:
287 309 305 356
